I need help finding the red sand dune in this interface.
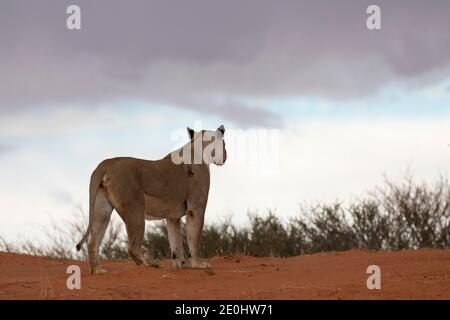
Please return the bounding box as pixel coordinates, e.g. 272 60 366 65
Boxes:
1 249 450 300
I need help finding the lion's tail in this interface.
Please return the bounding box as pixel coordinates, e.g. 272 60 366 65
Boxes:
76 164 107 251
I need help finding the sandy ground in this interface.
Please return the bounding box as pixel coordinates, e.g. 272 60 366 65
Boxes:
1 249 450 300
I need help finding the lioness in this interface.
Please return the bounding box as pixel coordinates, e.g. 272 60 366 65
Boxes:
76 125 227 274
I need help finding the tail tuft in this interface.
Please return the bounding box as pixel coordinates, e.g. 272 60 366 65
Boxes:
76 244 82 251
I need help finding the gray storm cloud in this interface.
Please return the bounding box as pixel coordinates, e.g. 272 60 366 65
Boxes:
1 0 450 126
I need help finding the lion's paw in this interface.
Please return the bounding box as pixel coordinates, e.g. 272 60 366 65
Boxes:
190 260 212 269
92 268 108 275
172 259 190 269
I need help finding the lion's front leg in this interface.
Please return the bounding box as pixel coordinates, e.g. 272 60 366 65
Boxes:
186 209 211 269
166 217 189 268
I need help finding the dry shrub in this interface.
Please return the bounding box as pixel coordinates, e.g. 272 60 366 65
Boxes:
2 175 450 259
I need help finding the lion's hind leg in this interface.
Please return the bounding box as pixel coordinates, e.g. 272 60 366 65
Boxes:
125 219 148 266
121 197 149 267
88 188 113 275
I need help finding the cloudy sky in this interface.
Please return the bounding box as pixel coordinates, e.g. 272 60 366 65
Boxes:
1 0 450 243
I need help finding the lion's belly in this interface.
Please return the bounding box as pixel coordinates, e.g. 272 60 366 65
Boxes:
144 214 164 221
144 194 186 220
145 212 185 220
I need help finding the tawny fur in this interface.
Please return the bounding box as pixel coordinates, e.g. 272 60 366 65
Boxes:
76 125 226 274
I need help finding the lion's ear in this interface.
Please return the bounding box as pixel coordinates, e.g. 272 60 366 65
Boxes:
187 127 195 140
217 125 225 136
